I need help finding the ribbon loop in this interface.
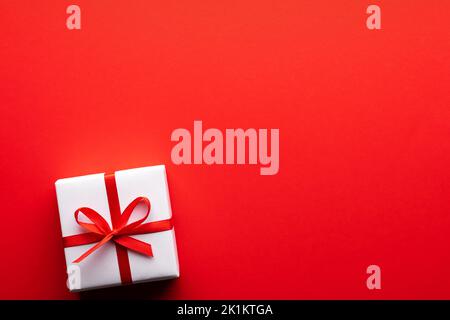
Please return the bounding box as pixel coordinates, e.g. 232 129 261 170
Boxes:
117 197 151 234
74 207 112 235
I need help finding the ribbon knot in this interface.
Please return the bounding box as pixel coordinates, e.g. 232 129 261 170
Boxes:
72 196 154 263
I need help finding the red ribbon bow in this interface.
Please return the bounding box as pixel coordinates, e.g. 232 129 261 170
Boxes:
62 173 173 284
72 196 154 263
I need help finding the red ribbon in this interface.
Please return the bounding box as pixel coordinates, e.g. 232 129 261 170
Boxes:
62 173 173 284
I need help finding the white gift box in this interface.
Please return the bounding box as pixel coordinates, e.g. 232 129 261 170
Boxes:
55 165 179 291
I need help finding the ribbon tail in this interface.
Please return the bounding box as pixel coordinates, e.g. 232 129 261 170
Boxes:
114 236 153 257
72 235 112 263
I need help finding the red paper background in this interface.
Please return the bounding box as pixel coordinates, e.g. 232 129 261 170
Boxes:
1 1 449 299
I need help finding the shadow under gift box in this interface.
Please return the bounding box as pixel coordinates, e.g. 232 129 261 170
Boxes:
55 165 180 291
